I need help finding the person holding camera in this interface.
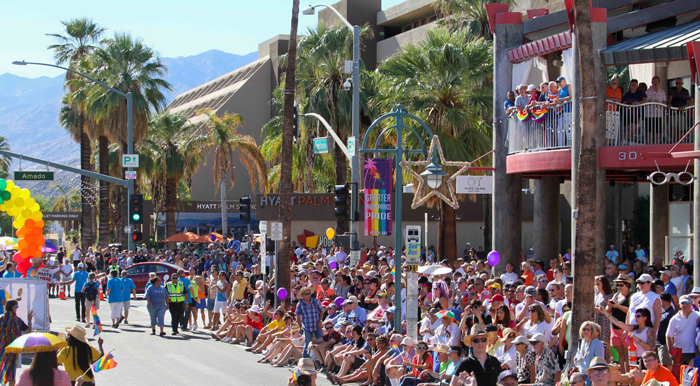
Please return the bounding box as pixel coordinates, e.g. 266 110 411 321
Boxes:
288 358 318 386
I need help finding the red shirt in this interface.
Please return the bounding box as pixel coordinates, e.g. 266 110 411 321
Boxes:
247 313 263 331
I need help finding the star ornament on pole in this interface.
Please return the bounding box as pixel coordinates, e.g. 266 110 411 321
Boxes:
400 135 494 210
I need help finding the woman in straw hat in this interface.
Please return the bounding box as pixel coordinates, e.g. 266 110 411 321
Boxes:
496 328 519 370
57 326 104 386
609 273 633 372
16 349 80 386
0 300 34 386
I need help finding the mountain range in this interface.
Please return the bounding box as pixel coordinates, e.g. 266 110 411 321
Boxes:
0 49 258 198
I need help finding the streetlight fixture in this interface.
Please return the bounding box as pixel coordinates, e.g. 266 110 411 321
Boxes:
13 60 136 252
420 155 448 190
302 3 360 252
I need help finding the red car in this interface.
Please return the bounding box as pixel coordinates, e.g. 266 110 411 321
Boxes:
123 262 181 294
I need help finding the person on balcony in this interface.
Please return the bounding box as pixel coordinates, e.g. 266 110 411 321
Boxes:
669 77 694 133
622 79 647 145
646 76 667 144
606 78 623 145
555 77 572 146
504 91 516 116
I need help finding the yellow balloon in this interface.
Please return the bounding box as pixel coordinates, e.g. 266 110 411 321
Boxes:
326 227 336 240
13 217 25 229
14 197 24 207
32 211 43 221
21 209 32 219
5 180 14 190
24 197 35 208
8 206 21 217
0 204 5 211
11 187 20 196
31 204 40 212
20 189 30 199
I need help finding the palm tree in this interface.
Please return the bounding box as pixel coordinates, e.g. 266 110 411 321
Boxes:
85 32 171 246
0 136 10 179
435 0 515 38
50 184 81 233
143 111 205 247
293 22 373 233
198 108 268 241
378 27 493 263
48 17 105 250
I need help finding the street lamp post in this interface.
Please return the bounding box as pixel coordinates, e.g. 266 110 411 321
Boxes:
302 4 360 251
360 104 440 335
13 60 135 252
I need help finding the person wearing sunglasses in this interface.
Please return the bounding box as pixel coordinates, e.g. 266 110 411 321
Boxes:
396 342 433 386
665 295 699 366
452 325 503 386
573 321 605 377
609 274 633 371
521 333 558 386
600 306 655 369
585 358 612 386
626 274 662 338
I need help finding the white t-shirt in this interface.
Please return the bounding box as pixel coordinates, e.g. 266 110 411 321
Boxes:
60 264 73 280
515 300 546 319
521 320 552 342
628 291 661 325
420 317 442 342
666 311 700 354
500 272 519 284
496 343 517 370
71 250 81 262
431 323 461 347
335 252 348 262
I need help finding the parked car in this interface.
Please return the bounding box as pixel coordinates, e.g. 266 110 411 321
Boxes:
123 262 181 295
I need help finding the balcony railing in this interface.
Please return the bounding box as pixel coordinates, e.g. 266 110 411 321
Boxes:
506 100 695 154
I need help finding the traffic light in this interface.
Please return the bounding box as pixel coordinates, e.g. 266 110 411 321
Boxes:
132 231 143 242
334 184 349 220
293 103 300 140
239 195 251 223
129 194 143 224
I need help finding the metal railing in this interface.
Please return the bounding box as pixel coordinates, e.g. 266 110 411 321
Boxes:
506 100 696 154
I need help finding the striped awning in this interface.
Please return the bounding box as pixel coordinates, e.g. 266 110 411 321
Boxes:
601 20 700 66
507 31 572 64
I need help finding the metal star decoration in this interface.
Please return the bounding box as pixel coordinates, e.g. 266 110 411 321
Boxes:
400 135 494 210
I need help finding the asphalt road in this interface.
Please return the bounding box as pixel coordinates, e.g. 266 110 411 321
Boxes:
41 295 332 386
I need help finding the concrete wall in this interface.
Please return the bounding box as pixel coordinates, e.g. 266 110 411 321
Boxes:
319 0 382 70
376 21 434 62
189 59 274 202
512 0 566 15
377 0 436 26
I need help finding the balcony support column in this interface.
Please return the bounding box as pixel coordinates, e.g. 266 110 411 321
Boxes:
492 14 523 277
694 73 700 280
650 183 669 263
534 176 561 262
593 14 609 275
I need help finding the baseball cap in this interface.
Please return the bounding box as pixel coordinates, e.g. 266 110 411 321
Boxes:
661 270 672 277
528 333 547 343
498 370 518 384
488 283 502 290
556 76 566 82
636 274 653 283
490 294 505 303
527 84 536 92
679 295 692 304
77 263 84 268
525 286 538 296
512 336 528 345
534 259 544 267
618 264 629 270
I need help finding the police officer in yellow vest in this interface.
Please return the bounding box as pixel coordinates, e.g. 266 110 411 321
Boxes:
165 274 186 335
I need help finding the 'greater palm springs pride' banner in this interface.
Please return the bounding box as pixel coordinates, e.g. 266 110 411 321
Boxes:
364 158 393 236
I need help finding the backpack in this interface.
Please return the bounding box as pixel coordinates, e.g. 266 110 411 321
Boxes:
85 282 98 301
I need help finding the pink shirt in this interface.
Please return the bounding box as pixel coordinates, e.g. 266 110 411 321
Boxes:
16 368 71 386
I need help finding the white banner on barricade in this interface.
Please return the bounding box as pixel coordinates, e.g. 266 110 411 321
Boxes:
0 278 49 332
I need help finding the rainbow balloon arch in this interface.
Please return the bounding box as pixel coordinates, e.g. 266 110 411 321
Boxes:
0 179 45 276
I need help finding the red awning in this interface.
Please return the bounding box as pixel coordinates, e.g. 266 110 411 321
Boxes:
507 30 572 64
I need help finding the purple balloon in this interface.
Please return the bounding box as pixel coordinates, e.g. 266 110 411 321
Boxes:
210 234 216 241
335 297 344 308
487 251 501 266
277 287 287 300
329 261 338 270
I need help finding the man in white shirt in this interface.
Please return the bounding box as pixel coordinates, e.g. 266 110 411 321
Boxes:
532 260 546 277
71 246 82 268
500 262 519 284
334 247 348 263
666 295 699 365
646 76 667 143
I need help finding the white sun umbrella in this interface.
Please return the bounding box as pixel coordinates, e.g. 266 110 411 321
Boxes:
417 265 443 275
432 267 453 276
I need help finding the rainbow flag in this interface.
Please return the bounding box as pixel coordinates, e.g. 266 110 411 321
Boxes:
92 352 117 373
530 107 548 121
92 306 102 336
517 110 530 121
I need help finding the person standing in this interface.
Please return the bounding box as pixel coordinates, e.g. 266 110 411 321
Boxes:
178 269 194 332
627 274 662 334
645 76 667 143
451 325 502 386
120 270 136 324
165 273 186 335
71 246 82 269
145 276 167 336
57 326 104 386
16 350 77 386
105 270 123 328
69 263 89 323
0 301 34 386
665 295 699 366
296 286 324 358
82 272 101 328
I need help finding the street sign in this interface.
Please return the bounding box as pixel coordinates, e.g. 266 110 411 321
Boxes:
456 176 493 194
259 221 267 235
313 137 332 154
350 250 360 265
261 236 266 255
406 242 421 266
124 226 132 234
122 154 139 168
125 171 137 180
58 237 62 246
43 212 81 221
406 225 421 245
14 170 54 181
348 136 356 157
270 222 283 241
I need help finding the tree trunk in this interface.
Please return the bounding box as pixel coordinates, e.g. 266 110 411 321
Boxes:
165 177 178 249
483 195 492 251
80 126 94 250
98 136 110 248
277 0 300 297
335 134 349 234
571 0 604 366
220 172 228 242
438 201 458 264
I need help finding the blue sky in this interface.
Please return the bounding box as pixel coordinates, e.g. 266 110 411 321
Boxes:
2 0 404 78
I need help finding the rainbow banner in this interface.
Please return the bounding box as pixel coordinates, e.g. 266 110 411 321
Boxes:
530 107 548 121
92 352 117 373
364 158 393 237
92 305 102 336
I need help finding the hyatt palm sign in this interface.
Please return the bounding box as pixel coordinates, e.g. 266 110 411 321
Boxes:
14 171 54 181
